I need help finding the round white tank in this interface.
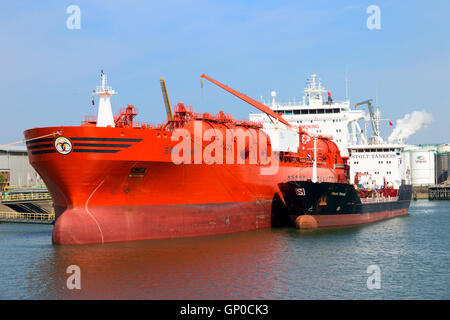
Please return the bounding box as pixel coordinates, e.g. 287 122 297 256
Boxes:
409 149 436 186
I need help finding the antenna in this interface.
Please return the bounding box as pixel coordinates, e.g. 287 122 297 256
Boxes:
375 80 379 107
345 71 349 101
271 91 276 108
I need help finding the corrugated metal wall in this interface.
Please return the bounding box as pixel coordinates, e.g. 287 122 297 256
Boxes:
0 151 43 186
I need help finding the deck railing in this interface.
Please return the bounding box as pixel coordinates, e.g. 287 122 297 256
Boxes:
1 192 51 202
0 212 55 221
360 196 399 204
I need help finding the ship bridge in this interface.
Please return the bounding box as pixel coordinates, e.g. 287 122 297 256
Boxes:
347 143 409 189
249 73 366 157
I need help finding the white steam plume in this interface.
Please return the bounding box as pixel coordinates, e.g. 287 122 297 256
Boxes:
388 110 433 143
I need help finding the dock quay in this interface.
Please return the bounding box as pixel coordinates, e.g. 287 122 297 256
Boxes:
0 185 54 224
428 185 450 200
412 186 429 200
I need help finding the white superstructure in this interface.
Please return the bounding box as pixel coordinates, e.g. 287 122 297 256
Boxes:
249 73 366 157
346 97 411 189
249 73 411 189
348 143 409 189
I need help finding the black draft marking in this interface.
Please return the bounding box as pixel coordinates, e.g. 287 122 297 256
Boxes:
26 138 54 145
74 143 132 148
73 149 120 153
70 137 142 142
28 144 53 150
31 149 56 155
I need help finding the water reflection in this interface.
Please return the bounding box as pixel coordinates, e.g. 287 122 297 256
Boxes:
35 230 291 299
3 200 449 299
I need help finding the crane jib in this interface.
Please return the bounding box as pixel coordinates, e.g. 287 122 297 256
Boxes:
160 78 173 121
200 74 292 128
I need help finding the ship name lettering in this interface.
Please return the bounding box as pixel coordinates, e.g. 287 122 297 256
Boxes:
371 154 395 159
165 147 194 155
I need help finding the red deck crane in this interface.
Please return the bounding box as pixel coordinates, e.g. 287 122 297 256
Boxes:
200 74 292 128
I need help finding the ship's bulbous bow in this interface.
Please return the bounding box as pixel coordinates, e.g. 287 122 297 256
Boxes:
52 207 104 245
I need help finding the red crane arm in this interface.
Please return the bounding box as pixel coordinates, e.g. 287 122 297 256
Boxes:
200 74 292 128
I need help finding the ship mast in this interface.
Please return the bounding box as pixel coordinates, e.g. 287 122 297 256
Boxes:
304 73 325 106
94 70 116 127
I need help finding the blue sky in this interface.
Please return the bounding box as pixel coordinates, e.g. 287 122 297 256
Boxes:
1 0 449 144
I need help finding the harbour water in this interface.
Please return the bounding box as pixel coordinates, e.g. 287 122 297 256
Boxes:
0 200 448 300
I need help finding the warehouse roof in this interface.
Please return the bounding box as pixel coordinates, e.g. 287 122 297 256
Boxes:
0 145 28 153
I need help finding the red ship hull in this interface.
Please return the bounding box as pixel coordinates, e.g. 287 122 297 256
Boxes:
297 208 409 229
25 125 344 245
52 201 273 245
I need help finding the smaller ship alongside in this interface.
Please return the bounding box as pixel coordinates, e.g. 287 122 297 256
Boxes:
278 180 412 229
276 96 413 229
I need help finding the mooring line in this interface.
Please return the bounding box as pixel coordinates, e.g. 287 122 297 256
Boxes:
0 131 62 149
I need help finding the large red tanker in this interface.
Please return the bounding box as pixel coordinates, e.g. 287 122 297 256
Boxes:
24 73 348 245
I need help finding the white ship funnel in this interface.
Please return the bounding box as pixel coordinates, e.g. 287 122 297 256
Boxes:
94 70 116 127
